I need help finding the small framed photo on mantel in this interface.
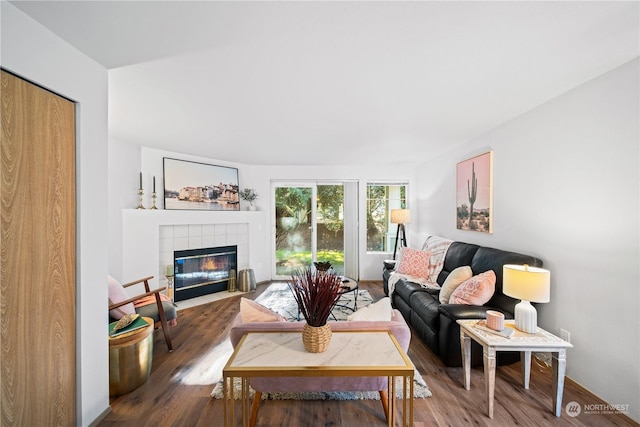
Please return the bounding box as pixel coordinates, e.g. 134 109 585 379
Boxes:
456 151 493 233
163 158 240 211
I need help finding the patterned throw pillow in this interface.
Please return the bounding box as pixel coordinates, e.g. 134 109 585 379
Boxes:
396 247 432 279
240 298 286 322
439 266 473 304
449 270 496 305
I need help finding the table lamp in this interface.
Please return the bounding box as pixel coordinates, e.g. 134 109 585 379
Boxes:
502 264 550 333
390 208 411 260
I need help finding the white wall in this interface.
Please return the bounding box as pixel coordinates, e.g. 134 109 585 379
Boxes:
107 138 141 279
1 3 110 426
415 59 639 421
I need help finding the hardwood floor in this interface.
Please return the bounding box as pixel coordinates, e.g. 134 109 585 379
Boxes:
98 282 637 427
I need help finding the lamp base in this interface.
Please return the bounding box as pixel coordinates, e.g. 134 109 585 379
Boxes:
514 300 538 333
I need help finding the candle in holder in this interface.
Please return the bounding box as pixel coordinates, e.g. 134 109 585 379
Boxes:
486 310 505 331
166 264 174 276
139 172 142 190
153 176 156 193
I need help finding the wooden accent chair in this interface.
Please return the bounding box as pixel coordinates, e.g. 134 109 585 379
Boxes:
108 275 175 351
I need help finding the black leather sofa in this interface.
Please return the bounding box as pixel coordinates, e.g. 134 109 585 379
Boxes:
383 238 543 367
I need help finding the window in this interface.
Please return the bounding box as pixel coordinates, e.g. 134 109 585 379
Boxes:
366 183 407 252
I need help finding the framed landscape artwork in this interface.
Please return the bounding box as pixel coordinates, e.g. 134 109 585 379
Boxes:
163 158 240 211
456 151 493 233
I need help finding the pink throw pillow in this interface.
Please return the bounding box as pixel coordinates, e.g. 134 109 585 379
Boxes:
449 270 496 305
396 247 432 279
439 266 473 304
240 298 286 323
108 275 136 319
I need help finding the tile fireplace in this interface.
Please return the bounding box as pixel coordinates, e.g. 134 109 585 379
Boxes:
173 245 237 302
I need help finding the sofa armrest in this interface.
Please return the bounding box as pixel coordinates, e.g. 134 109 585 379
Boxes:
438 304 489 320
437 304 486 367
438 304 512 321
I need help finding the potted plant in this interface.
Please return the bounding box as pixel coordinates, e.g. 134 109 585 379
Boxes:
288 267 343 353
313 261 332 273
239 188 259 210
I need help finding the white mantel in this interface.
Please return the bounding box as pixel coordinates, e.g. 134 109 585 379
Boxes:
121 209 268 294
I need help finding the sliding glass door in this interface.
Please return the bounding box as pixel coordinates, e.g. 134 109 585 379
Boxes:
273 182 357 280
274 184 314 277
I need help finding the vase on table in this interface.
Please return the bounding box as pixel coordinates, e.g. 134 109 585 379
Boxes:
302 323 332 353
288 267 342 353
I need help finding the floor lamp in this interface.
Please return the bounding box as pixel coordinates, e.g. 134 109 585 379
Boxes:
390 209 411 260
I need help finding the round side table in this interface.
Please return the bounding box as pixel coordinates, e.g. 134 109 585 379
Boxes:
108 316 154 397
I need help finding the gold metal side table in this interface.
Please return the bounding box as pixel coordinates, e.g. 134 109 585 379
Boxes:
109 316 154 397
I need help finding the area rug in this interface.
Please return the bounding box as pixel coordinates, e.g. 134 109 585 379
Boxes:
211 371 431 400
253 281 373 322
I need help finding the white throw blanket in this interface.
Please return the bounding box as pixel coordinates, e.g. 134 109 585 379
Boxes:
387 236 453 297
387 273 440 297
421 236 453 284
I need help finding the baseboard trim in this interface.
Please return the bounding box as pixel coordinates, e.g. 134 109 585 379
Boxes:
88 406 112 427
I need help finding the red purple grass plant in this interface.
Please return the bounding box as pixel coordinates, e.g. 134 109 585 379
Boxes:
288 267 343 327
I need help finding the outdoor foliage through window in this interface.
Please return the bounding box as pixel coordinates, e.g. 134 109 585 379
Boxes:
275 185 345 275
366 183 407 252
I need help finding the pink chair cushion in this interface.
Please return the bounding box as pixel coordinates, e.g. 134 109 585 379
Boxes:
229 309 411 392
108 275 135 319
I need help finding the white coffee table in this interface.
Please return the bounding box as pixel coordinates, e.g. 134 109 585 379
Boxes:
223 330 414 427
457 319 573 419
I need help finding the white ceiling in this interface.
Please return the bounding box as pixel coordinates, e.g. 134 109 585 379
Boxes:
11 1 639 166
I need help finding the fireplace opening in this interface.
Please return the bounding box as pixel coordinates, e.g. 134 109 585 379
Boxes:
173 245 237 302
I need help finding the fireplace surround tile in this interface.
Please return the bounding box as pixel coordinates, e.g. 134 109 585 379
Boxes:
188 224 202 237
174 237 189 251
174 224 189 238
158 223 250 297
203 224 215 236
122 210 265 300
214 224 227 235
188 236 203 249
159 226 173 239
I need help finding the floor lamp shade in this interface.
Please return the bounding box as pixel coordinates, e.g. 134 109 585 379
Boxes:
503 264 550 333
390 209 411 260
390 209 411 225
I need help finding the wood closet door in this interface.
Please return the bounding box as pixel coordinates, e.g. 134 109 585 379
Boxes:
1 70 76 426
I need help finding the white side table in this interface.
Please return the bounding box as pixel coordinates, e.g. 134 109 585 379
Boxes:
457 319 573 418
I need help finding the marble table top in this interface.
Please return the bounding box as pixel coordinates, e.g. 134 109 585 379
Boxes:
458 320 573 349
225 331 412 374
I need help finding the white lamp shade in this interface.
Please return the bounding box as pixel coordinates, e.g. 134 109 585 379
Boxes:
390 209 411 224
503 264 550 303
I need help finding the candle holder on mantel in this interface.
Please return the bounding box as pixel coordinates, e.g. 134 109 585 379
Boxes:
166 275 174 302
137 189 145 209
151 192 158 210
